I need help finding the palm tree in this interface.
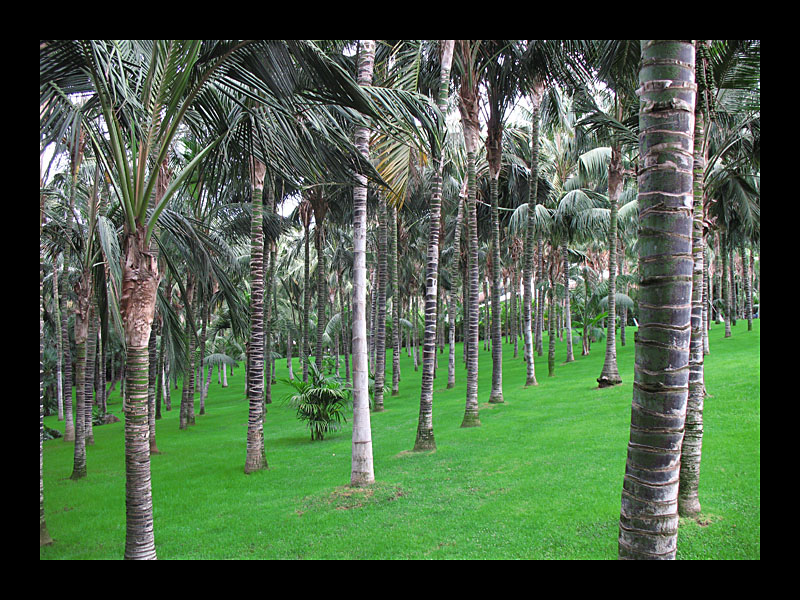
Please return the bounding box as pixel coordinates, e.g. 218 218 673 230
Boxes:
350 39 377 487
414 40 454 450
455 40 482 428
618 39 696 561
483 40 520 404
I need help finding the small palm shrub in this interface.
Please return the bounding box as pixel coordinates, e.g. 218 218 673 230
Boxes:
282 361 351 441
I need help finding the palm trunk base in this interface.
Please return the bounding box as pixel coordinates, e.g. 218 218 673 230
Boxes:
597 375 622 388
460 412 481 428
413 429 436 451
488 391 504 403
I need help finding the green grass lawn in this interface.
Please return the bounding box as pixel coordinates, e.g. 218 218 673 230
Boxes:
40 319 760 559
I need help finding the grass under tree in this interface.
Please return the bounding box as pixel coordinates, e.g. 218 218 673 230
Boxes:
40 321 759 560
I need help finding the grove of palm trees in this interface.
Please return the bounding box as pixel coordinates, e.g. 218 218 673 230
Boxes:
40 40 760 560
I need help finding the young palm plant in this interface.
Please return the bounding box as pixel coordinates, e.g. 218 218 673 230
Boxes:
283 361 351 442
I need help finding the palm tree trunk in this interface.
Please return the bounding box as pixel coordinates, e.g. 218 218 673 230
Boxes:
391 206 401 396
373 191 388 412
562 241 575 362
523 87 542 386
488 178 504 402
679 93 706 518
350 39 376 487
414 39 454 448
315 219 327 373
721 232 731 337
302 212 311 382
462 151 480 428
147 320 160 454
447 195 465 389
120 222 160 560
598 129 623 388
245 159 267 474
40 250 53 546
618 40 695 560
60 266 75 441
70 269 92 480
547 263 556 377
264 184 276 407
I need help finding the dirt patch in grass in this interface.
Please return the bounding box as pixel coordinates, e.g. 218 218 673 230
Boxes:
296 482 405 515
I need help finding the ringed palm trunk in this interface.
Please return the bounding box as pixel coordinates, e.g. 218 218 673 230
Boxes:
721 232 731 337
447 194 465 389
70 270 92 480
373 192 388 412
488 177 504 402
120 222 160 560
523 87 543 386
391 206 401 396
458 60 481 428
40 252 53 546
415 39 454 450
302 210 311 382
597 137 623 388
618 39 695 560
245 159 268 474
562 241 574 363
350 39 376 487
679 91 706 518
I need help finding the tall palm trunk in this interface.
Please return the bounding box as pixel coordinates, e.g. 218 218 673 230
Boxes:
391 206 401 396
488 175 504 402
598 120 624 388
302 206 311 382
721 232 731 337
679 86 706 518
180 275 196 430
350 39 376 487
264 184 276 407
40 250 53 546
415 39 454 450
562 241 574 362
618 39 695 560
245 159 268 474
458 45 481 428
523 86 543 386
120 222 160 560
70 269 92 480
447 194 465 389
373 191 388 412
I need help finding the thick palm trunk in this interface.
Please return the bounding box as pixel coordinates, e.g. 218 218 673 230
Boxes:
618 40 695 560
120 222 160 560
523 90 542 386
462 150 481 428
70 270 92 480
414 40 454 449
536 238 545 356
245 160 267 474
350 39 376 487
679 95 706 518
598 138 623 388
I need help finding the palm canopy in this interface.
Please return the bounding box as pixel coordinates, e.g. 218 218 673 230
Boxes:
40 40 444 243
